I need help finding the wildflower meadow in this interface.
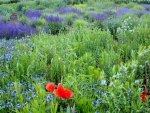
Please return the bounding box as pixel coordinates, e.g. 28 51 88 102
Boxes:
0 0 150 113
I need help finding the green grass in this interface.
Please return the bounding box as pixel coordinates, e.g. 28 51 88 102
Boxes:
0 0 150 113
1 26 150 112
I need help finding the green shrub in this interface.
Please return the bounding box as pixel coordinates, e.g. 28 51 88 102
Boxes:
36 5 45 10
9 0 20 3
140 14 150 28
73 19 87 29
112 0 150 4
46 22 67 35
73 3 87 9
126 2 137 8
16 3 24 11
0 0 19 4
62 13 79 26
2 14 10 23
132 5 145 10
19 15 28 25
64 0 88 5
0 5 15 15
38 18 46 26
36 0 65 9
103 17 122 40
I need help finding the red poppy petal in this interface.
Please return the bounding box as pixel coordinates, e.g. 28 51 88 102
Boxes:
54 87 64 98
141 93 149 102
46 83 56 92
53 84 73 99
57 83 64 90
63 89 73 99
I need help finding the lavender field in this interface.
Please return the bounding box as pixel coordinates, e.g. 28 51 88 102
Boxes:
0 0 150 113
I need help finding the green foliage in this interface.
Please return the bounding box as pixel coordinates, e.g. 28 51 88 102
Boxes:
0 0 150 113
103 17 122 39
0 0 19 5
46 22 67 35
73 19 87 29
16 2 24 11
35 0 65 9
65 0 88 5
140 14 150 28
112 0 150 4
0 5 15 15
73 4 87 9
132 5 145 10
38 18 46 26
19 15 28 25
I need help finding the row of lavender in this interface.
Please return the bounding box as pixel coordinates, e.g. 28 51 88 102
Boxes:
0 4 150 38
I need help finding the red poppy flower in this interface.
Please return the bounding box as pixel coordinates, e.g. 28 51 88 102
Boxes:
53 83 73 99
141 93 149 102
46 83 56 92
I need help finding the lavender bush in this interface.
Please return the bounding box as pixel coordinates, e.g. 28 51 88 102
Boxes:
0 21 36 39
25 10 43 18
90 13 107 21
46 15 66 34
116 7 150 17
46 15 65 23
116 8 133 16
141 4 150 11
58 7 81 14
87 11 115 22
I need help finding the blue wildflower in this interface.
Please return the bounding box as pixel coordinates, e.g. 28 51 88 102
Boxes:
0 90 3 95
95 111 100 113
46 94 53 103
31 92 36 98
10 90 17 97
28 84 35 90
7 82 14 87
92 100 99 107
26 96 32 101
6 100 13 108
15 104 21 109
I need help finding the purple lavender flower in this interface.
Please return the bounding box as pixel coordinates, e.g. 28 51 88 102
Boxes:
25 10 43 18
116 7 150 16
116 8 133 16
104 11 116 16
141 4 150 11
46 15 65 23
59 7 81 14
0 22 36 38
89 12 107 21
134 10 150 15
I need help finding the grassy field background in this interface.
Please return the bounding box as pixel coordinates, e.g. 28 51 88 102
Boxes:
0 0 150 113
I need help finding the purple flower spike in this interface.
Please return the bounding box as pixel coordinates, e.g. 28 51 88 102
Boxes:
116 8 133 16
141 4 150 11
0 21 36 38
59 7 81 14
89 12 107 21
25 10 43 18
46 15 65 23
